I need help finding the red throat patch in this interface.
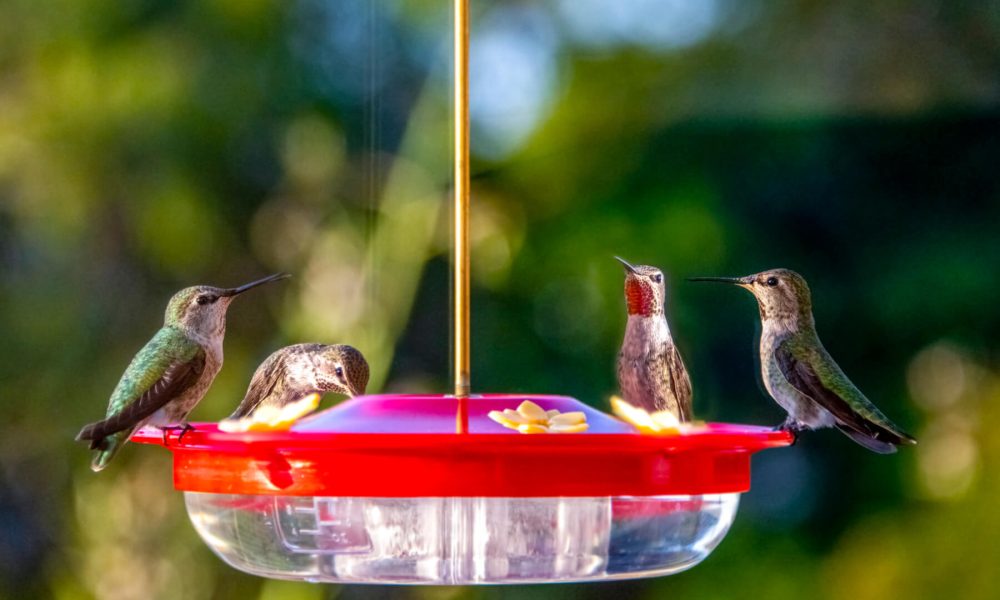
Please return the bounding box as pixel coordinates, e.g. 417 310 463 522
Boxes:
625 278 654 316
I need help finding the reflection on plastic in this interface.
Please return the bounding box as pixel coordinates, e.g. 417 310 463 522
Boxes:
185 493 738 584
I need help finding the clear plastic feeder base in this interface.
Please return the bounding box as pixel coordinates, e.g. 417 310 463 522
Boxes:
185 493 739 584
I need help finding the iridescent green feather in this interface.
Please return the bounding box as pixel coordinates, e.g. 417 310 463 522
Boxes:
92 326 201 470
782 332 913 441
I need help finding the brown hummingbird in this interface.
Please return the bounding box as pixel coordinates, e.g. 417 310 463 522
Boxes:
228 343 369 419
690 269 917 453
615 257 693 421
76 273 289 470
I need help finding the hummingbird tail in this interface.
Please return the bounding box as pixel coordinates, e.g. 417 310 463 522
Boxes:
835 424 898 454
88 431 127 472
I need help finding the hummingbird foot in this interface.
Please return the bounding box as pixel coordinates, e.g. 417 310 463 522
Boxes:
176 422 195 443
773 417 801 445
159 423 196 445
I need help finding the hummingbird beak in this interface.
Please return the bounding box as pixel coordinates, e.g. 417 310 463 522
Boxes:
614 256 639 274
687 275 754 289
221 273 291 297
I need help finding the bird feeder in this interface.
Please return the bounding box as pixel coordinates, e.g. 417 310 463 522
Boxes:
134 0 792 584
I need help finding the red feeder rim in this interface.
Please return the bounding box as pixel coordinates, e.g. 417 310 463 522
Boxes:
133 394 792 497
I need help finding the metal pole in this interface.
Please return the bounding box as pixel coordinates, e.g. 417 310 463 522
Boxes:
453 0 471 398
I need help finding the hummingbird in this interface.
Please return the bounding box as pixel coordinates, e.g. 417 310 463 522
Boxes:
689 269 916 453
615 257 693 421
75 273 289 471
227 343 369 419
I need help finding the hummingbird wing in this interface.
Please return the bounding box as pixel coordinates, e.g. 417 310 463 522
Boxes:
618 346 694 421
665 344 694 421
230 343 332 418
774 337 916 451
228 349 289 418
76 327 206 446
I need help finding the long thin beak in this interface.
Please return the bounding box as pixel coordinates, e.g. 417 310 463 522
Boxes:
220 273 290 297
687 275 753 289
614 256 638 274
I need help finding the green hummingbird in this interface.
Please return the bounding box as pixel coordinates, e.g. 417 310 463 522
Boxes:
690 269 916 453
76 273 289 471
227 343 369 419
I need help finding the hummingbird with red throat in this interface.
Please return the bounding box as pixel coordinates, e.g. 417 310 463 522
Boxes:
615 257 693 421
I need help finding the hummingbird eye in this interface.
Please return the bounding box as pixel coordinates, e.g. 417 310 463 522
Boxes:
765 277 779 287
651 273 663 284
196 294 218 305
335 366 344 379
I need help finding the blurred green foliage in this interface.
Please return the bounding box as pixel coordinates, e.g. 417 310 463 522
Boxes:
0 1 998 599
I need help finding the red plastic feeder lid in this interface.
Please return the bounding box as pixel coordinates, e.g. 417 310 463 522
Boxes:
133 394 792 497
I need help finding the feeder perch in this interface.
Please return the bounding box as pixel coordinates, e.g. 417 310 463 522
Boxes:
133 0 793 584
